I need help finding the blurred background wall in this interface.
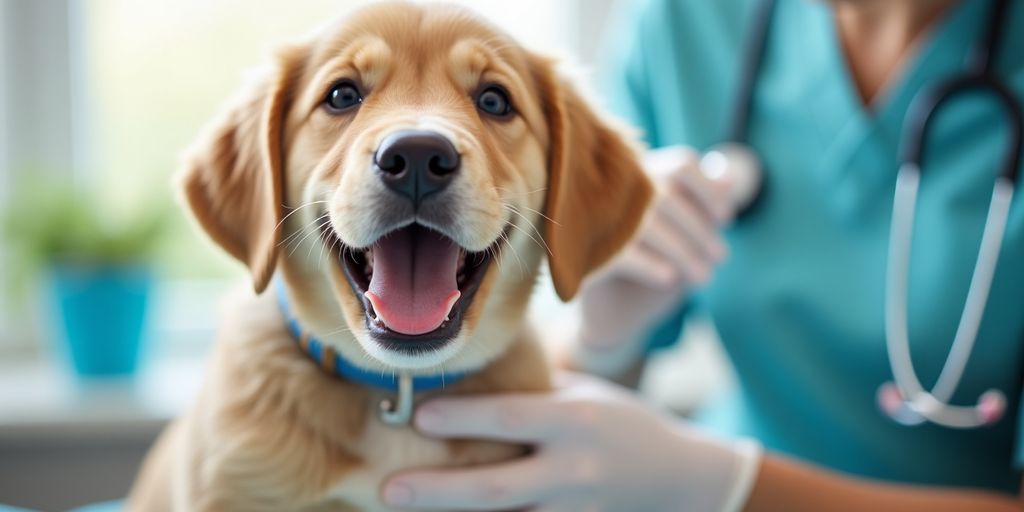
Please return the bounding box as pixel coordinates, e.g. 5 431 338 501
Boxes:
0 1 728 510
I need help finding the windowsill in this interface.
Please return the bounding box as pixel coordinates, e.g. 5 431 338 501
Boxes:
0 278 229 434
0 352 205 433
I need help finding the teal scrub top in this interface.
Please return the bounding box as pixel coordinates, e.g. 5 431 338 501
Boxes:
601 0 1024 494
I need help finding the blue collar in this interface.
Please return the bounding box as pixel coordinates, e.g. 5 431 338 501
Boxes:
274 281 469 393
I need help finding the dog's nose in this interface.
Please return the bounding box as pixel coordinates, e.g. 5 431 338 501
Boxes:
374 130 460 205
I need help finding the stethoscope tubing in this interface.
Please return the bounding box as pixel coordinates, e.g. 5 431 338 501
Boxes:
884 164 1013 428
901 73 1023 182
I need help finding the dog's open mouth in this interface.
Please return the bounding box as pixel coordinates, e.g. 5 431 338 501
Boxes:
326 223 493 353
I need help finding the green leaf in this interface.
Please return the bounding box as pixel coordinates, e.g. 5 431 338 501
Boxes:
1 172 171 302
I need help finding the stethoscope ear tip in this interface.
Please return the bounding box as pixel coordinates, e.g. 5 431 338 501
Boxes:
701 142 763 213
877 381 1006 427
977 389 1006 425
877 382 905 417
877 382 925 426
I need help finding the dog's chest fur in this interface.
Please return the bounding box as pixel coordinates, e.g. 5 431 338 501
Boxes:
325 403 520 511
328 413 452 510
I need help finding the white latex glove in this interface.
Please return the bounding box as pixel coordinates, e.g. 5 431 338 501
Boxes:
572 146 736 376
381 372 762 512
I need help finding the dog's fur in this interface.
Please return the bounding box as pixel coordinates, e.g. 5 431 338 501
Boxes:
128 3 651 511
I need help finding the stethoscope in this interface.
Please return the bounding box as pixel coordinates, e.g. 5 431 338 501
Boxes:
700 0 1024 429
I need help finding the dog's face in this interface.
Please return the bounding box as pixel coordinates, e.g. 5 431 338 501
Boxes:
180 2 651 374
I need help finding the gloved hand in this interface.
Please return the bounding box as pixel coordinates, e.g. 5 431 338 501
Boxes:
381 372 762 512
571 145 736 376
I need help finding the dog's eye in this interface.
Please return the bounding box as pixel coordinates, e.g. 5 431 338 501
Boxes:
476 86 512 117
325 82 363 112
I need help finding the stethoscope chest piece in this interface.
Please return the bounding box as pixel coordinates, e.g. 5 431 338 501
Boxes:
701 142 764 214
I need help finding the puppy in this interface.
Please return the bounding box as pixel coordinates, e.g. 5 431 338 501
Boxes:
128 3 651 511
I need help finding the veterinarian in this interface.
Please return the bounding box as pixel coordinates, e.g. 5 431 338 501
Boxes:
382 0 1024 510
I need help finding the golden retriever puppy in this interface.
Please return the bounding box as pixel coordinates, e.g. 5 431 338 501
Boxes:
128 2 651 511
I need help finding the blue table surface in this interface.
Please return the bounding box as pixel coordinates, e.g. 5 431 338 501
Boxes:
0 500 122 512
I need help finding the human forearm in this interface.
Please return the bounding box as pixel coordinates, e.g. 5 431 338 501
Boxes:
569 329 650 387
744 453 1022 512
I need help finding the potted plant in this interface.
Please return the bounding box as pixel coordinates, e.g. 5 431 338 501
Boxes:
3 178 167 377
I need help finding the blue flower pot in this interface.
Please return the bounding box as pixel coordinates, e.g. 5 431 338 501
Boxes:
49 264 153 377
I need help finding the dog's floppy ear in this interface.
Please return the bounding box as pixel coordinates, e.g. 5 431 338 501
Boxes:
178 46 306 293
533 57 653 301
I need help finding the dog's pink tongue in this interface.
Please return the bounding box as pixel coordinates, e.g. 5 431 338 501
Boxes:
365 226 461 336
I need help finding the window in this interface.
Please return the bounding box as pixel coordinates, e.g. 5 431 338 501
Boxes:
2 0 614 353
0 1 8 349
0 0 82 351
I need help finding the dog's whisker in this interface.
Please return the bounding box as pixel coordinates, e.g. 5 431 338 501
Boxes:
277 206 328 244
497 230 526 279
514 221 553 257
488 245 506 275
287 217 333 258
274 200 329 234
279 228 308 249
305 223 328 262
514 203 560 226
503 204 553 256
326 233 344 269
316 218 344 268
280 212 329 249
300 218 333 259
279 223 310 248
314 216 343 267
